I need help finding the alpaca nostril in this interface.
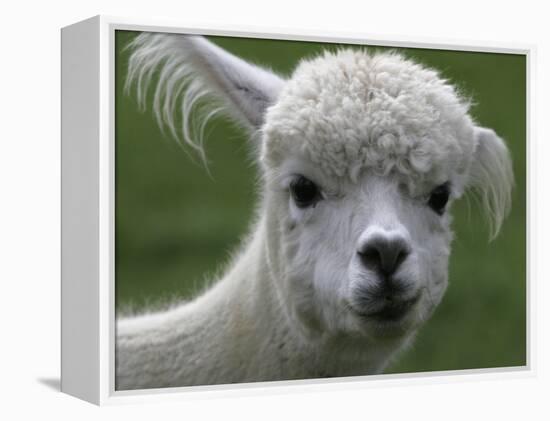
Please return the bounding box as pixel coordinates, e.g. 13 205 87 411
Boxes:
358 246 381 270
394 248 409 271
358 236 410 276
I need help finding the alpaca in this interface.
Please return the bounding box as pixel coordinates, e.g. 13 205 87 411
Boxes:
116 33 514 390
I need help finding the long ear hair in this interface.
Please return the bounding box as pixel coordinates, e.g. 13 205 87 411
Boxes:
125 33 285 161
467 127 514 240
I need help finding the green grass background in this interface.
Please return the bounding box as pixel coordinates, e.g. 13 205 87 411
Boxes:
115 30 526 374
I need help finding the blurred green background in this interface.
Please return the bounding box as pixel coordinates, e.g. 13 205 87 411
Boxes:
115 31 526 374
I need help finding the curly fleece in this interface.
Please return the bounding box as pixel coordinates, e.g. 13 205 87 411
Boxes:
262 49 477 192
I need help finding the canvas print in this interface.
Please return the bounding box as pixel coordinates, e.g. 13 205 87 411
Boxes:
114 30 526 391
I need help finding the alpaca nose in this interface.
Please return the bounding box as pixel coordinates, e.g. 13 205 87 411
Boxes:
357 234 411 276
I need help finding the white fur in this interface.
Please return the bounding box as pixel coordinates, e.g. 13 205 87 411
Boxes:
117 33 514 390
126 33 284 161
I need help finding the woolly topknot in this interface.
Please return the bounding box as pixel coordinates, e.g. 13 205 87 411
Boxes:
262 49 476 191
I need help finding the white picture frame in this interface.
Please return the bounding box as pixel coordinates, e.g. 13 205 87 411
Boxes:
61 15 533 405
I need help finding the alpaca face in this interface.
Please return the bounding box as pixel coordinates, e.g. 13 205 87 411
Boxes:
259 50 473 339
264 158 455 339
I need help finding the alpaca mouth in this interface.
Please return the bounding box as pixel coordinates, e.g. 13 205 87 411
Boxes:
351 293 420 323
366 295 419 321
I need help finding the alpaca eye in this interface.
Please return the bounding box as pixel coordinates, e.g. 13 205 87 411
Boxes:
428 183 450 215
290 176 321 208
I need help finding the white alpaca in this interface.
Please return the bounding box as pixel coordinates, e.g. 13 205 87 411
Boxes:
116 33 514 390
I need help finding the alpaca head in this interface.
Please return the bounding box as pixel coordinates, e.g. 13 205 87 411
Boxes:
128 34 514 341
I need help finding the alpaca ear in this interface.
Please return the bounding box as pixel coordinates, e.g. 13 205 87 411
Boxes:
467 127 514 240
126 33 285 156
